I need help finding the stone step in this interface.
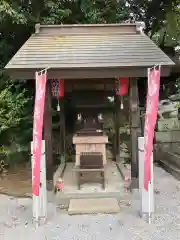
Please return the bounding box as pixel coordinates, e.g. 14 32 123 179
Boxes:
171 144 180 155
154 143 180 162
154 148 169 162
166 151 180 169
155 143 171 153
54 191 122 207
155 131 180 143
159 159 180 181
68 198 120 215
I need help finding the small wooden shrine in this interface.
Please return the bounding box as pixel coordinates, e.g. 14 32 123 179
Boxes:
5 23 174 188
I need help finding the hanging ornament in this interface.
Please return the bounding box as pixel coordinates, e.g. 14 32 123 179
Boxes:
59 79 64 98
119 77 129 96
57 99 60 112
51 79 64 98
120 96 124 109
77 113 82 121
98 113 103 121
116 78 129 109
51 79 64 111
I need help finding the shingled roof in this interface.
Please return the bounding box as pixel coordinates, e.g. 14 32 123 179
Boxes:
5 23 174 79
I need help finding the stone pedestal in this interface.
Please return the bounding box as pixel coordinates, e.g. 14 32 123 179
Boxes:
73 135 108 166
157 118 180 132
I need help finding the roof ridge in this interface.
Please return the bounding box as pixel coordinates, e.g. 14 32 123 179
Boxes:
34 32 140 36
36 23 137 29
35 23 142 35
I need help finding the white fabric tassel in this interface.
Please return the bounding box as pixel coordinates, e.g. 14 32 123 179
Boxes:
120 96 124 109
57 99 60 112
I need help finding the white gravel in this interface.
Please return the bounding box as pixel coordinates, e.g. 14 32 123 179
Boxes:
1 166 180 240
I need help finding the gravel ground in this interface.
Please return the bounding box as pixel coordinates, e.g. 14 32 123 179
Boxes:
1 166 180 240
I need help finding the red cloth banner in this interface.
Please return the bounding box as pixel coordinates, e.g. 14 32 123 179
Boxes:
144 68 161 191
59 79 64 98
119 78 129 96
32 72 47 196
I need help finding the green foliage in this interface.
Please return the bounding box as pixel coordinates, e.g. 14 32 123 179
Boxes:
127 0 179 34
152 7 180 48
0 87 27 133
0 83 32 132
79 0 130 23
0 0 27 24
0 73 32 164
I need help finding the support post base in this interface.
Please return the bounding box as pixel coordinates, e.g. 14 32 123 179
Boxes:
131 177 139 189
140 212 154 224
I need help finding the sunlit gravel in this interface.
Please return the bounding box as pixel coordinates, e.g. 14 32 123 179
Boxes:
1 166 180 240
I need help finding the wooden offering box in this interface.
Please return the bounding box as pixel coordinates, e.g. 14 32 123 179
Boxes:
73 135 108 166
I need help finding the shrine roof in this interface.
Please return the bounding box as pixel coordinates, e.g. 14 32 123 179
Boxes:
5 23 174 79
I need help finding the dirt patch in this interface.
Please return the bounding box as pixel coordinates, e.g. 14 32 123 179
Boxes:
0 166 32 198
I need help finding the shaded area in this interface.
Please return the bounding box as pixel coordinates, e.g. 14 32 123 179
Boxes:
0 166 31 198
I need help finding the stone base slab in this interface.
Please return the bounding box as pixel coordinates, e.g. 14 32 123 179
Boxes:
68 198 120 215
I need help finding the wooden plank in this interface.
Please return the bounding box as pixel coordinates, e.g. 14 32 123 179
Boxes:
59 100 66 164
73 168 104 172
129 78 141 189
44 80 53 180
8 67 172 80
114 94 120 162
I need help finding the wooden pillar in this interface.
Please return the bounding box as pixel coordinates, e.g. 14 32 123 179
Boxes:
114 94 120 162
44 80 53 180
129 78 141 189
60 100 66 164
